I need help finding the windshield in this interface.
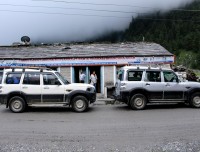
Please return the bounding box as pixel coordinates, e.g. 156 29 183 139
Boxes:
55 72 70 85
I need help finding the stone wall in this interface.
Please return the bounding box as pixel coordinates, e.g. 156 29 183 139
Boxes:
104 66 114 87
60 67 71 83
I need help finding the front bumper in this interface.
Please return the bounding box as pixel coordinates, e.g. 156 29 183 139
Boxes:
88 92 96 103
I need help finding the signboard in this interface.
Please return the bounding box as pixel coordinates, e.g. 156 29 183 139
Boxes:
0 56 174 67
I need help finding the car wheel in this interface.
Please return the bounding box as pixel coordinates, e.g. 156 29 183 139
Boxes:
190 92 200 108
72 96 89 112
9 96 26 113
129 94 147 110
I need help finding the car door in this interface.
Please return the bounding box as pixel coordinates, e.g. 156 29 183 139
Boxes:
143 70 164 101
163 70 186 100
125 70 144 90
42 72 65 103
21 72 42 103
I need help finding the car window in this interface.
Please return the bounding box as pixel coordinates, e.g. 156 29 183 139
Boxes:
117 70 124 81
163 71 178 82
55 72 69 84
127 71 143 81
43 73 61 85
6 73 22 84
0 71 3 84
23 73 40 85
145 71 161 82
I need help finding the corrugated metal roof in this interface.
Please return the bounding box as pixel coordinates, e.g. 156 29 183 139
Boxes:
0 42 173 59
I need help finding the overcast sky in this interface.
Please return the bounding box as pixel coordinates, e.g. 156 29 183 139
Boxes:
0 0 194 45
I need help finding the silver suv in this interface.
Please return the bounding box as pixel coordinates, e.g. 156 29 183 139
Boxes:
114 66 200 110
0 67 96 113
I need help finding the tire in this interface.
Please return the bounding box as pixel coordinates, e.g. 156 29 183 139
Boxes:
190 92 200 108
9 96 26 113
129 94 147 110
71 96 89 112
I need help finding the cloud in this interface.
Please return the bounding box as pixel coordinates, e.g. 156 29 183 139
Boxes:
0 0 194 45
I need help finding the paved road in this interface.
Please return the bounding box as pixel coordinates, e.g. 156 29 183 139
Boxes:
0 103 200 152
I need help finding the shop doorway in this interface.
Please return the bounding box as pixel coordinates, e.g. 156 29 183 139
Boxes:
73 66 101 93
89 66 101 93
74 67 86 83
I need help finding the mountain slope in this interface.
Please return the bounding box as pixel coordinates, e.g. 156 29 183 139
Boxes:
124 0 200 55
95 0 200 68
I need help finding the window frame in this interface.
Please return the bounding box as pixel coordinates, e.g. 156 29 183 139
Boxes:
126 70 143 81
42 72 61 85
144 70 161 82
163 70 178 83
5 72 22 84
22 72 41 85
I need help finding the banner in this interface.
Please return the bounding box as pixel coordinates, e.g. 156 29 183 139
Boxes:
0 56 174 67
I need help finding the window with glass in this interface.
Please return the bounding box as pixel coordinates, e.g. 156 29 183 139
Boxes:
163 71 178 82
55 72 69 84
127 71 143 81
145 71 161 82
43 73 61 85
0 72 3 84
23 73 40 85
6 73 22 84
117 70 124 81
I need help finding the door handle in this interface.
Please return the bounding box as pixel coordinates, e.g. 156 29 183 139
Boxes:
44 87 49 89
145 83 150 86
22 86 28 89
186 86 191 89
165 83 170 86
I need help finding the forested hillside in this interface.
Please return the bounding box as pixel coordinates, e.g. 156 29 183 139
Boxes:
96 0 200 68
124 0 200 68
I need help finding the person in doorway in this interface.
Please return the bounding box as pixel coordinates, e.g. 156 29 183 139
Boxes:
79 72 86 83
90 71 97 88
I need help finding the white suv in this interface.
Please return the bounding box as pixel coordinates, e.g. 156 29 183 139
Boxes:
0 67 96 113
114 65 200 110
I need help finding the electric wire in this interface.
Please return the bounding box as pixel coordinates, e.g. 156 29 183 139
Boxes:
0 9 131 18
32 0 200 12
1 9 199 22
0 3 145 14
0 1 199 21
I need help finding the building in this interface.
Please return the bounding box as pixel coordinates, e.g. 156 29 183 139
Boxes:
0 42 174 94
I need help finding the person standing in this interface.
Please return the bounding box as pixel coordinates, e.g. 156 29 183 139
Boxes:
90 71 97 88
79 72 86 83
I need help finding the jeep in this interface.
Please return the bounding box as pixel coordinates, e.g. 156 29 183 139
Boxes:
114 65 200 110
0 67 96 113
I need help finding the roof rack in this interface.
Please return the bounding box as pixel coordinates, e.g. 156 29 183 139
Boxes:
5 66 52 72
124 63 172 70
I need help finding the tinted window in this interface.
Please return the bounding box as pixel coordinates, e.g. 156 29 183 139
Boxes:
145 71 161 82
43 73 60 85
127 71 143 81
0 72 3 84
6 73 22 84
23 73 40 85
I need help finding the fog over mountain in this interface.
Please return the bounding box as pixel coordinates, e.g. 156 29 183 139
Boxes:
0 0 194 45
